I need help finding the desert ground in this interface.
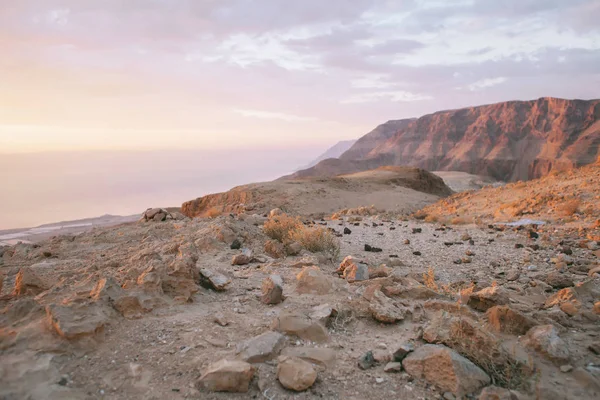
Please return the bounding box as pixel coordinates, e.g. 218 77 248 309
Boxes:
1 164 599 400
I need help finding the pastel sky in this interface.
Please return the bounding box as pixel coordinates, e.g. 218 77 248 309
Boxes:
2 0 600 153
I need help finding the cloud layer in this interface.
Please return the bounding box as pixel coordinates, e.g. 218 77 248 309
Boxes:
1 0 599 152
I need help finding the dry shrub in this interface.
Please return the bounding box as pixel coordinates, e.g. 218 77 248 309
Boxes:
263 214 303 242
556 198 581 217
291 225 341 260
423 267 439 291
413 209 428 220
450 216 472 225
424 214 439 223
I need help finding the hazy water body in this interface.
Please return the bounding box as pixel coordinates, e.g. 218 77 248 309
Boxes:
0 148 319 230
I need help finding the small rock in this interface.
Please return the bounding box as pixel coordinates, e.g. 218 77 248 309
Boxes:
272 311 329 343
281 347 336 369
285 242 303 256
560 365 573 373
198 268 231 291
384 362 402 373
468 286 510 312
404 239 411 245
277 356 317 392
230 239 242 250
358 351 376 370
213 313 228 326
544 272 574 289
236 331 286 363
197 359 255 393
309 304 337 325
264 240 286 259
393 343 415 362
344 227 352 235
412 228 422 234
261 275 285 304
232 254 251 266
413 251 422 256
369 290 408 324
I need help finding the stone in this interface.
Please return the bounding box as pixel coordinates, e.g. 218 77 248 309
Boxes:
373 349 392 363
468 286 510 312
344 227 352 234
272 311 329 343
296 266 332 295
393 343 415 362
285 242 303 256
369 264 391 278
277 356 317 392
369 290 408 324
544 272 574 289
344 263 370 282
521 325 569 364
280 347 336 369
230 239 242 250
231 254 252 266
236 331 286 363
486 306 537 335
264 240 286 259
478 386 518 400
560 365 573 373
136 266 163 294
268 208 283 218
197 359 255 393
402 344 490 397
13 266 51 296
384 362 402 373
261 274 285 304
506 270 521 282
46 302 112 340
358 351 376 370
214 313 229 326
309 303 337 325
198 268 231 291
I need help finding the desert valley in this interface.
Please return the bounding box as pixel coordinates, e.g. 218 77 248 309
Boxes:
1 97 600 400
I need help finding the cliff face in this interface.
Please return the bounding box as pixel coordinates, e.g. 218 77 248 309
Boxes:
293 97 600 182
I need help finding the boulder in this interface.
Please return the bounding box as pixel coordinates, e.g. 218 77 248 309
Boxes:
280 347 336 369
468 286 510 312
544 272 574 289
264 240 286 259
277 356 317 392
198 268 231 291
486 306 537 335
197 359 255 393
46 302 112 340
369 290 408 323
521 325 569 364
272 311 329 343
232 254 252 266
261 275 285 304
296 266 332 295
402 344 490 397
13 266 51 296
236 331 286 363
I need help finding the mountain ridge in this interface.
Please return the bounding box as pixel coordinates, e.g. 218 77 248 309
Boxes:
290 97 600 182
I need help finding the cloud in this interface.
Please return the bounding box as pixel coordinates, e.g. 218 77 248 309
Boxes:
233 109 318 122
341 91 433 104
466 77 508 91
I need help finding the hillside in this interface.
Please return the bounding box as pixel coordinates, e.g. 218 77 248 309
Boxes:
182 166 452 219
300 140 357 169
417 157 600 229
291 97 600 182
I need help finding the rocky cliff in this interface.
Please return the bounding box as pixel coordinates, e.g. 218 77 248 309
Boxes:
292 97 600 182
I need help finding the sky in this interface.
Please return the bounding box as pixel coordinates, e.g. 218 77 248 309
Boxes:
1 0 600 153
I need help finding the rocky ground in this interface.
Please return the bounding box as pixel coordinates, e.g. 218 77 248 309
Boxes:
1 166 599 400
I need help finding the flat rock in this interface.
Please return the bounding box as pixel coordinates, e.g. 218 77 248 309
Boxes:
197 359 255 393
280 347 336 369
277 356 317 392
369 290 408 323
13 266 51 296
486 306 537 335
402 344 490 397
544 272 574 289
261 274 284 304
198 268 231 291
468 286 510 312
46 302 112 340
384 362 402 373
272 311 329 343
309 303 337 325
236 331 286 363
521 325 569 364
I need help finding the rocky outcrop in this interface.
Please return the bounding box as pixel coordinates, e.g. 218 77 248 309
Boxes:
293 97 600 182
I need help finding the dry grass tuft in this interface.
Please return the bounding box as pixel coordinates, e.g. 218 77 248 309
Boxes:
291 225 341 260
263 214 303 242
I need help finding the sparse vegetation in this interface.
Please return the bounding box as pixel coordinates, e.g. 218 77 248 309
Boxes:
263 213 341 259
